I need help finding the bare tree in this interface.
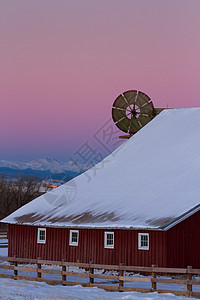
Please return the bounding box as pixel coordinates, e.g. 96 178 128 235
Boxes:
0 174 43 220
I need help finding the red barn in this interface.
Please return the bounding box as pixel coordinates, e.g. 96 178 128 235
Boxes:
2 108 200 268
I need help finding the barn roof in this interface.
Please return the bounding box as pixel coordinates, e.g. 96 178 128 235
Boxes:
2 107 200 230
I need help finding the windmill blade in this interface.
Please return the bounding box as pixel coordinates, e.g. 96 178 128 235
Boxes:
112 107 127 123
123 90 137 106
137 114 153 127
140 102 154 115
135 91 151 108
129 118 142 133
115 117 131 133
113 94 128 110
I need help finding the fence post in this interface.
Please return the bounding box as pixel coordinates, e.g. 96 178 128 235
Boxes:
37 257 41 279
89 261 94 284
119 263 124 291
14 255 18 280
187 266 192 297
62 259 66 285
151 265 157 291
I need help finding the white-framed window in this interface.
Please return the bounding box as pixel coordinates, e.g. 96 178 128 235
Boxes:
37 228 46 244
138 233 149 250
69 230 79 246
104 232 114 249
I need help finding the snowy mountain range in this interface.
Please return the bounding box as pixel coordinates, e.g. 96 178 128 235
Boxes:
0 158 94 183
0 158 88 173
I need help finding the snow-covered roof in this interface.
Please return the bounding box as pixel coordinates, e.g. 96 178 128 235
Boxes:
2 107 200 230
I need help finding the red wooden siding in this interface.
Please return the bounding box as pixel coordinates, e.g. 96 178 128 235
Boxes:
167 210 200 268
8 225 167 267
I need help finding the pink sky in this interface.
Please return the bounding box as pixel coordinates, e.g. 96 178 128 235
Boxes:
0 0 200 160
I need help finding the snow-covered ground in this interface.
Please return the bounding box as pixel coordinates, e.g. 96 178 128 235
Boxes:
0 238 8 243
1 278 193 300
0 246 198 300
0 246 7 257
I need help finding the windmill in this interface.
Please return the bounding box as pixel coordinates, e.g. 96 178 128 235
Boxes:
112 90 164 138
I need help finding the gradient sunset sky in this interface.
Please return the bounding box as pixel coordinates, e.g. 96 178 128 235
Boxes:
0 0 200 161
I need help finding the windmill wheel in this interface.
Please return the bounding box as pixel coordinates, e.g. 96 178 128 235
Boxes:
112 90 155 134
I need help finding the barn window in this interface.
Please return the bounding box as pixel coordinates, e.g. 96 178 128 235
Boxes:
104 232 114 249
138 233 149 250
69 230 79 246
37 228 46 244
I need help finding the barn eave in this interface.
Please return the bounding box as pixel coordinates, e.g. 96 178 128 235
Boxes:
1 220 164 231
162 203 200 231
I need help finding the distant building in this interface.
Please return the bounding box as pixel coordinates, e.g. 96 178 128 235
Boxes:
2 108 200 268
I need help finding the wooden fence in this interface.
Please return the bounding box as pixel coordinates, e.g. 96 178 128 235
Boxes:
0 231 8 248
0 256 200 297
0 231 7 239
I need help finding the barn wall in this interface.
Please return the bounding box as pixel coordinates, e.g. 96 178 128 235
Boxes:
8 224 167 267
166 210 200 268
